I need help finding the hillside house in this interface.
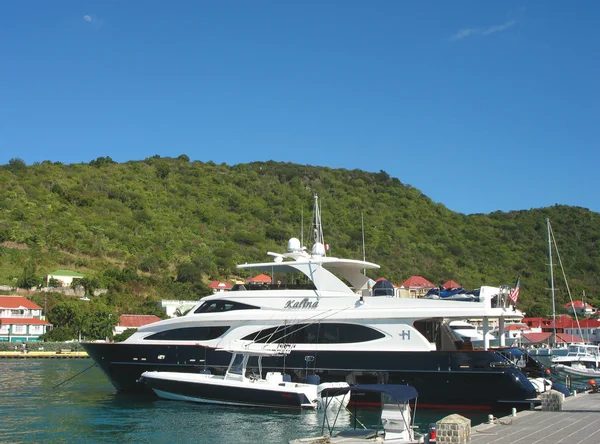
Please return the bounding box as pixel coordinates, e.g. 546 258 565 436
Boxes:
0 295 52 342
45 270 85 287
563 300 597 317
209 281 233 293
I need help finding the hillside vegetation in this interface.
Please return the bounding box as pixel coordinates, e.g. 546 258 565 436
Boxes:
1 156 599 329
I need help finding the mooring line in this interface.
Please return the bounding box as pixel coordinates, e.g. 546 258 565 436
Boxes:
53 363 98 388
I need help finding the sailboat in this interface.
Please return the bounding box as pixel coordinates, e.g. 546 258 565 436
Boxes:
543 219 600 379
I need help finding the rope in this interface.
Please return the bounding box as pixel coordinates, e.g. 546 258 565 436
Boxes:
53 363 97 388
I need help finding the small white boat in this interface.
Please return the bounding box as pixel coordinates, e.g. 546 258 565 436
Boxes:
553 362 600 379
140 346 349 410
551 343 600 379
291 384 425 443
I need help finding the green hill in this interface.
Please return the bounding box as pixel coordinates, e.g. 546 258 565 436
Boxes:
1 156 599 323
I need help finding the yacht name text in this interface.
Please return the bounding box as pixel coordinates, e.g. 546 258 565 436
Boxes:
284 298 319 309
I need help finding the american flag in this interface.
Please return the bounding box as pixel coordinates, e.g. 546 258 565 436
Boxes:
509 278 520 303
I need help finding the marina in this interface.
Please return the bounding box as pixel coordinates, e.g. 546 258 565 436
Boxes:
0 350 89 359
471 390 600 443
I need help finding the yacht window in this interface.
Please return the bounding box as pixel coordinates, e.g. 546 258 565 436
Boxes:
414 319 440 344
228 354 245 375
242 323 384 344
144 326 229 341
194 300 260 314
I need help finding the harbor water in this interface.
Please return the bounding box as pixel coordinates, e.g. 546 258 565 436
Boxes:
1 359 491 443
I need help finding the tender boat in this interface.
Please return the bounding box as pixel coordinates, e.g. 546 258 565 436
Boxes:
140 344 349 410
552 343 600 380
290 384 424 443
83 195 537 410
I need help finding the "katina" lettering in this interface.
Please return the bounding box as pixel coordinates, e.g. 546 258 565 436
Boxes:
284 298 319 309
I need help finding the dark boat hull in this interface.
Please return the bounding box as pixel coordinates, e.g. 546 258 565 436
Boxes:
82 342 537 410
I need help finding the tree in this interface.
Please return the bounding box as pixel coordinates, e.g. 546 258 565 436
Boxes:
113 328 136 342
79 276 101 297
16 263 42 289
85 306 117 341
8 158 27 171
47 301 88 341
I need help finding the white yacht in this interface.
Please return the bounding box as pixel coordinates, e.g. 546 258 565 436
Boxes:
83 195 536 410
140 345 349 410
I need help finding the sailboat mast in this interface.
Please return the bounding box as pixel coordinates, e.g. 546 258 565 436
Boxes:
547 218 557 346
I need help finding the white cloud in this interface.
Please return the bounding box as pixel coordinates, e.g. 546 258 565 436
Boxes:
452 20 517 41
83 15 92 22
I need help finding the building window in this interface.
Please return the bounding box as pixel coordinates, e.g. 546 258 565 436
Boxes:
0 325 8 334
13 325 26 334
30 325 43 334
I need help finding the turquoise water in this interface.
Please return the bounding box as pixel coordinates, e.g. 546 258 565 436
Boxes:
0 359 489 443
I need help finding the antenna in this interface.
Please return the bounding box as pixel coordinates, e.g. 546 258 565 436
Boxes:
361 211 366 275
300 206 304 248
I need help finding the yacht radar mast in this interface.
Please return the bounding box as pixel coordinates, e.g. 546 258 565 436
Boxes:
311 194 327 257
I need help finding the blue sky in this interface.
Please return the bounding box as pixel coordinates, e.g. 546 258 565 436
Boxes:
1 1 598 215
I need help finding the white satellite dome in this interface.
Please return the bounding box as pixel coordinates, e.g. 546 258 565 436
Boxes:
287 237 301 253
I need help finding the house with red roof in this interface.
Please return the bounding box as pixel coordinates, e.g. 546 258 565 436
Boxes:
442 280 461 289
209 281 233 293
114 314 162 335
563 300 597 317
247 274 272 284
399 276 435 298
563 318 600 344
0 295 52 342
521 332 584 347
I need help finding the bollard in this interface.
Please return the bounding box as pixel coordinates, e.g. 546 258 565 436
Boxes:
436 414 471 444
511 408 517 417
487 414 494 424
541 389 564 411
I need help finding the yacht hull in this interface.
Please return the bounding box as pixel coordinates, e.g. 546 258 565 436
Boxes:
83 342 537 410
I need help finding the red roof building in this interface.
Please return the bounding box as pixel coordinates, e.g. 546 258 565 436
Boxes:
247 274 272 284
0 295 52 342
209 281 233 292
522 332 584 346
442 280 461 289
399 276 435 298
504 323 529 331
563 300 597 316
115 315 162 335
0 295 43 310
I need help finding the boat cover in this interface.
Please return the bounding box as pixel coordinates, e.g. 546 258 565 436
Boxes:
325 384 418 402
372 279 395 296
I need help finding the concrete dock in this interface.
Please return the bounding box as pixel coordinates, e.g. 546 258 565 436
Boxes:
0 351 88 358
471 391 600 443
